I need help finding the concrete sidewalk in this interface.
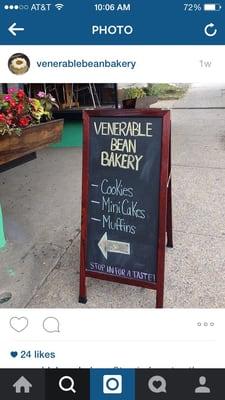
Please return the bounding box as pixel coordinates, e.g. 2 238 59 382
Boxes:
1 83 225 308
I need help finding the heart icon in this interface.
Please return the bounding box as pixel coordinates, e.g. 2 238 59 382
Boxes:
153 380 162 389
10 351 18 358
148 376 167 394
10 317 29 332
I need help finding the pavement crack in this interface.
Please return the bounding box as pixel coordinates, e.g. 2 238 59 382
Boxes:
172 164 225 170
24 231 81 308
174 229 225 240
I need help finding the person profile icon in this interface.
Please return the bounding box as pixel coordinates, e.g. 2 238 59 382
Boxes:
195 376 211 393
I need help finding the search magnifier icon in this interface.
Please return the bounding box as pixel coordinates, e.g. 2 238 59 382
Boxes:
59 376 76 394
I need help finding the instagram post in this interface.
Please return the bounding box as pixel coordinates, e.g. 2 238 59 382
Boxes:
0 82 225 308
0 1 225 399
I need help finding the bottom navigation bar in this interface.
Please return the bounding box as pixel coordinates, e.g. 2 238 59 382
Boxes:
0 369 224 399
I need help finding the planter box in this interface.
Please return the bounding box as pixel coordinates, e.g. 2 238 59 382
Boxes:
0 119 64 166
122 98 137 109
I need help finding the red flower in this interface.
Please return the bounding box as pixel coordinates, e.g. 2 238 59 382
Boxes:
17 89 25 99
18 116 30 127
0 114 6 122
10 100 17 108
17 103 24 114
6 117 12 126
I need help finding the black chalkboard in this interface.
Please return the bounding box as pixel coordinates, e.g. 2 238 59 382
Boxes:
87 116 162 283
79 109 172 307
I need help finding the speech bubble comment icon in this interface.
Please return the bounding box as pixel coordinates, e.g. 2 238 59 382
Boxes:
43 317 60 333
148 376 167 393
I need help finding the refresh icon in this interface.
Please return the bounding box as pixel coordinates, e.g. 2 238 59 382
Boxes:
204 23 217 37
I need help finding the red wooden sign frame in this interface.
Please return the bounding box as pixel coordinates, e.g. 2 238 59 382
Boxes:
79 109 173 308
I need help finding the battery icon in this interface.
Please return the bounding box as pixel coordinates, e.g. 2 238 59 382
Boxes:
204 3 222 11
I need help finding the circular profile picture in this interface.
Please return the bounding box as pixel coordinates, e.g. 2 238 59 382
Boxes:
8 53 30 75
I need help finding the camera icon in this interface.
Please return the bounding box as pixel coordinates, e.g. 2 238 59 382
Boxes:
103 375 122 394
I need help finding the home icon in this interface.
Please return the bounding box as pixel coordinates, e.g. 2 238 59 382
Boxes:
13 376 32 394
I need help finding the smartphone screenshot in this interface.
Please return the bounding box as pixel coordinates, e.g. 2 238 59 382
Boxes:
0 0 225 398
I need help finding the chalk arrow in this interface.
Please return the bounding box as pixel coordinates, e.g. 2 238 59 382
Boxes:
8 23 25 37
98 232 130 260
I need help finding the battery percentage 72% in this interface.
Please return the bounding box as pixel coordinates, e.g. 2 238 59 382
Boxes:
184 3 202 11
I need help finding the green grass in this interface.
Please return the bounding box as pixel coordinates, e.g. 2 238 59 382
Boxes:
144 83 188 100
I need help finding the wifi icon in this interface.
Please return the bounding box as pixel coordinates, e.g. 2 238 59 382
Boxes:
55 3 64 11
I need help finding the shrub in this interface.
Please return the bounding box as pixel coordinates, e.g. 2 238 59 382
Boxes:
123 86 146 100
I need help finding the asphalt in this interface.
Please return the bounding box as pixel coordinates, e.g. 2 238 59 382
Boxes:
0 83 225 308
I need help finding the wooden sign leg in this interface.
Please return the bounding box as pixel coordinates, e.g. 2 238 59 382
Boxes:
167 179 173 248
156 181 172 307
156 114 172 308
166 124 173 248
79 277 87 304
156 286 164 308
79 241 88 304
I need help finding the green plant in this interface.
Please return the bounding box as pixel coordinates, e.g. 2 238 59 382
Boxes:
35 91 59 120
0 88 58 136
123 86 146 100
144 83 187 99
